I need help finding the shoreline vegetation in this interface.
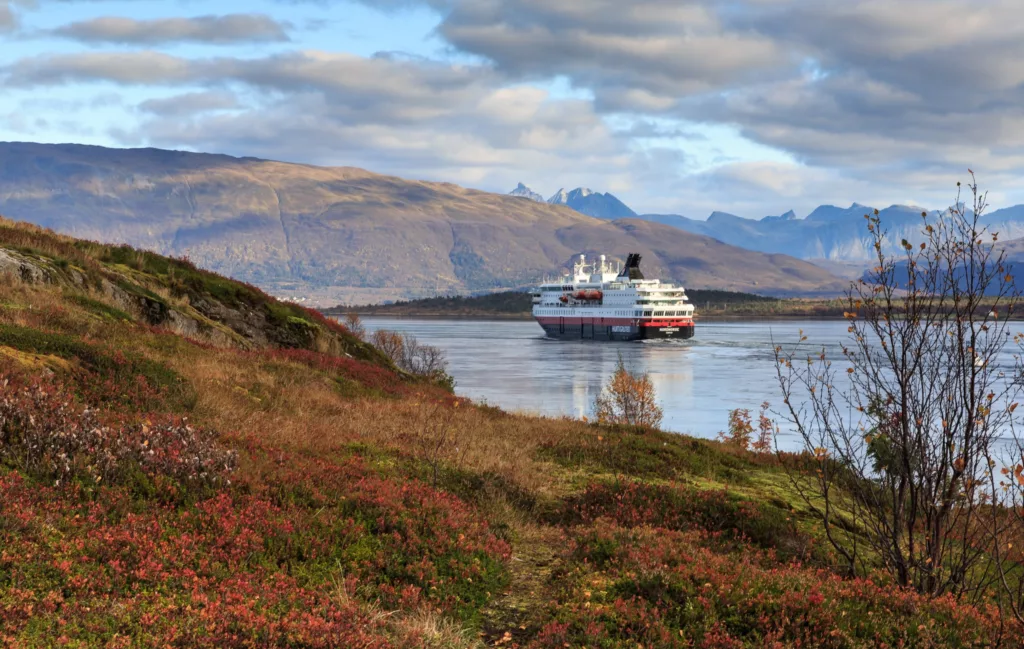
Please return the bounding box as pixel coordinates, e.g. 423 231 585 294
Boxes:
327 288 1024 321
324 289 854 320
0 213 1022 647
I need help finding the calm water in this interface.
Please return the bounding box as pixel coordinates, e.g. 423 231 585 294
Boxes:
359 317 1024 451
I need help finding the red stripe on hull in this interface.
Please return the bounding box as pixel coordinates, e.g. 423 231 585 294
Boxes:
534 316 694 326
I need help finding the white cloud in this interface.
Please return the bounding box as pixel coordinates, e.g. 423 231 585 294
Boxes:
50 14 291 45
9 0 1024 215
0 1 18 32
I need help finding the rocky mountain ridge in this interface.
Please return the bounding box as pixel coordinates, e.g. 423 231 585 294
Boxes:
516 183 1024 264
0 142 847 303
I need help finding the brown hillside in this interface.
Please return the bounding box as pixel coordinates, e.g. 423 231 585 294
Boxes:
0 142 847 300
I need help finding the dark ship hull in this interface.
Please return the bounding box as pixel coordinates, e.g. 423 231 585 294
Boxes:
534 317 695 341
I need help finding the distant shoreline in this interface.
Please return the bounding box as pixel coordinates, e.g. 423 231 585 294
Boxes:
319 288 845 321
344 311 851 321
330 305 853 321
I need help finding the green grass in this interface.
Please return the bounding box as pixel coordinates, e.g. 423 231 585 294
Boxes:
537 428 756 485
66 293 135 322
0 323 196 412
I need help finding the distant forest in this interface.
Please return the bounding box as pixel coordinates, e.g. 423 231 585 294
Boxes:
325 289 777 318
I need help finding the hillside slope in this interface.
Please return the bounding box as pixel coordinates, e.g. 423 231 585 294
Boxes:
0 216 385 361
0 142 845 300
0 220 1010 647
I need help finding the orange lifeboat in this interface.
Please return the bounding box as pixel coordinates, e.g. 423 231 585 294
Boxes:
574 290 603 301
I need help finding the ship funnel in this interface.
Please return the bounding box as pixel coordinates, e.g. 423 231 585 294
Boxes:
617 253 645 280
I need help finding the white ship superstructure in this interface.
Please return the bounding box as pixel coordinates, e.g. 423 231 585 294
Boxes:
531 253 695 341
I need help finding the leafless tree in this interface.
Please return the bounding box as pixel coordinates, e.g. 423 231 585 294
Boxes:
413 398 465 488
343 312 366 341
775 174 1022 602
371 329 451 383
371 330 406 366
401 336 449 377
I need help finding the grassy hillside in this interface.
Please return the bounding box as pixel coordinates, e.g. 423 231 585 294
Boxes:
0 142 847 302
0 219 1012 647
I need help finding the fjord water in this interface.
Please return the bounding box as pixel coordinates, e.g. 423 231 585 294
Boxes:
360 317 1024 451
359 318 840 447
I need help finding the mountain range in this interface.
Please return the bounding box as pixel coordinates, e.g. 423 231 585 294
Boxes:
0 142 845 304
509 183 545 203
547 187 637 219
510 184 638 219
513 186 1024 266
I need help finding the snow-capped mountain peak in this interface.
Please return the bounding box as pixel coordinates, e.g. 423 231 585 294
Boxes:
547 187 637 219
508 183 545 203
547 188 570 204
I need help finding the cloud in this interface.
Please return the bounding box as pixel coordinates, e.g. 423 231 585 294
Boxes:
367 0 1024 206
435 0 787 112
138 91 240 117
11 0 1024 215
50 14 291 45
658 0 1024 198
4 51 193 85
0 1 18 32
0 49 635 192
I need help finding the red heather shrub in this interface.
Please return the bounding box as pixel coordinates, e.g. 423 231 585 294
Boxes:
0 375 236 490
296 303 354 339
261 348 415 397
0 471 394 648
569 480 813 559
246 453 513 621
532 525 1007 649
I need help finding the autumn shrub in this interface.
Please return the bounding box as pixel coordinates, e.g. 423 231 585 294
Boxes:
0 471 394 648
0 432 512 646
719 403 776 453
260 347 416 398
244 453 513 622
593 356 662 430
719 408 754 450
565 480 810 559
531 524 1007 649
409 397 464 487
0 323 196 412
538 430 754 483
0 375 236 492
370 329 455 390
343 312 367 341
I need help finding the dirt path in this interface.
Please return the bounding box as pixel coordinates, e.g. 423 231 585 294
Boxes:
479 523 565 647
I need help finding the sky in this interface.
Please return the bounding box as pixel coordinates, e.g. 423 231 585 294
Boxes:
3 0 1024 218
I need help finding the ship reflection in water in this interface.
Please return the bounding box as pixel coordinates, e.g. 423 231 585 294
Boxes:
564 347 694 422
355 317 1024 452
356 317 791 442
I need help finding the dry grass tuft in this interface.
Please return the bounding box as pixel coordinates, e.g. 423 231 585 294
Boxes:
182 344 586 495
392 610 483 649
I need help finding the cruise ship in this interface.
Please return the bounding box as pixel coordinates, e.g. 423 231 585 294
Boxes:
531 253 695 341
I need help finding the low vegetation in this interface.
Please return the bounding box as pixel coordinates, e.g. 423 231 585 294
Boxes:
331 288 788 319
592 356 663 430
0 214 1023 647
